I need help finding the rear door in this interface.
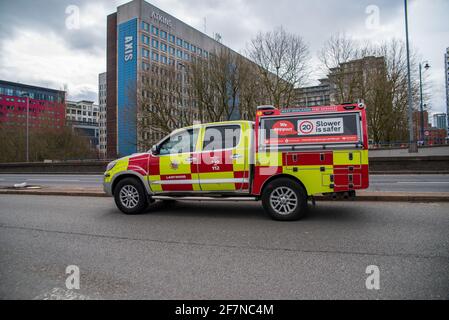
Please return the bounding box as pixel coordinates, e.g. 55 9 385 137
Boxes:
197 123 248 192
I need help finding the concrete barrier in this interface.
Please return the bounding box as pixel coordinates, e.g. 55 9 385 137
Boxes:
0 161 109 174
368 156 449 173
369 145 449 157
0 156 448 174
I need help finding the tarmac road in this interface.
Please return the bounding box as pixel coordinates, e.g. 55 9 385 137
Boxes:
0 173 449 193
0 195 448 299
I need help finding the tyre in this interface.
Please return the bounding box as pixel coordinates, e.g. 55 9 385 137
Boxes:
261 178 308 221
114 177 149 215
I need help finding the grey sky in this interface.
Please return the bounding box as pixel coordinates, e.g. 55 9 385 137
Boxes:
0 0 447 116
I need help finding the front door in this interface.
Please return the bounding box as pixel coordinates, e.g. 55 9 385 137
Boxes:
148 128 200 193
197 123 248 192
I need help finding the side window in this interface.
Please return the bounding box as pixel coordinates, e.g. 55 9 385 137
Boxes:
159 129 199 155
202 125 241 151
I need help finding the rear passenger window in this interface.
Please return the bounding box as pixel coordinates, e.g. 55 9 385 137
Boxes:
203 125 241 151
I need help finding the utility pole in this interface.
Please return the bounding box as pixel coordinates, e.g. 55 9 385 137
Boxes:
404 0 418 153
22 93 30 162
419 61 430 145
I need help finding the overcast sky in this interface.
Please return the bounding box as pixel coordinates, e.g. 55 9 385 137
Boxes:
0 0 448 115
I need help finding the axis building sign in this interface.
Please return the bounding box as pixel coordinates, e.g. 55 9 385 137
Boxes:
151 11 173 28
117 18 138 156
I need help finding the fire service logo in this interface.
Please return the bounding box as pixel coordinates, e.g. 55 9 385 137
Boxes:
272 120 297 136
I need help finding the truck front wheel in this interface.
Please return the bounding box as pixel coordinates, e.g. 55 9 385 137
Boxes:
114 177 148 215
261 178 308 221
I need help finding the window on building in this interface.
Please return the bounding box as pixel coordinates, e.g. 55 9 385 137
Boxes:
169 46 175 55
142 48 150 58
183 41 189 50
160 30 167 39
176 37 183 46
176 49 182 58
161 43 167 52
151 39 159 49
169 34 175 43
151 25 159 36
141 22 149 31
142 35 149 45
152 52 159 61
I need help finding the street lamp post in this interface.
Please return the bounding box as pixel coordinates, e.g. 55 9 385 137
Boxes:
419 61 430 144
21 93 30 162
404 0 418 153
178 62 186 127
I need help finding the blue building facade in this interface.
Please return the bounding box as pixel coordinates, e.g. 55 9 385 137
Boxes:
117 18 138 156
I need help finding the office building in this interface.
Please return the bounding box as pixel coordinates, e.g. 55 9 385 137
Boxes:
107 0 242 157
445 47 449 136
433 113 447 130
294 79 331 107
0 80 66 131
66 100 100 151
99 72 107 157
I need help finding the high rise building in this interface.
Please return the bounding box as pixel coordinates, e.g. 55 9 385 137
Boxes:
99 72 107 158
445 47 449 136
294 56 386 108
0 80 66 131
293 79 331 107
433 113 447 130
106 0 244 157
327 56 386 105
66 100 100 152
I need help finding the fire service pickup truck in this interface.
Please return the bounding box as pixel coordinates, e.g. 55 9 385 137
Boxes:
104 103 369 220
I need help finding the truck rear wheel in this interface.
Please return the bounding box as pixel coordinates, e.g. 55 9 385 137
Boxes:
114 177 148 215
262 178 308 221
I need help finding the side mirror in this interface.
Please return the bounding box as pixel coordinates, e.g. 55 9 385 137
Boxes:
151 145 159 155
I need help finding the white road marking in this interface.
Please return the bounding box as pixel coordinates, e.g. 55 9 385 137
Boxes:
396 182 449 184
26 179 81 182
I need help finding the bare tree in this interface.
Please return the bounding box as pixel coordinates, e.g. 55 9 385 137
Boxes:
248 26 310 108
190 48 255 122
135 64 190 150
319 33 422 144
0 126 96 163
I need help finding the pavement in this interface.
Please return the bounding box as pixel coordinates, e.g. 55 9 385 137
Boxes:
1 195 448 299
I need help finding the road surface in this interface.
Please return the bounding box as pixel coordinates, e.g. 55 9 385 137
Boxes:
0 195 448 299
1 174 449 193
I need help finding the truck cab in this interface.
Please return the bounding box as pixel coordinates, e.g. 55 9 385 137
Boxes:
104 104 369 221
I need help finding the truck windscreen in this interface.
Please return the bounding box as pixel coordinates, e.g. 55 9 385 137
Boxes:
261 112 361 146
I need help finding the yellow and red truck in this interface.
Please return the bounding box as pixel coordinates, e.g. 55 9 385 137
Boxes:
104 103 369 220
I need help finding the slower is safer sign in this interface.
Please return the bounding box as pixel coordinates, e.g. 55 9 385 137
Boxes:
298 118 344 136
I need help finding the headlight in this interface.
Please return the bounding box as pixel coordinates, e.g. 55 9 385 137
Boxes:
106 161 117 172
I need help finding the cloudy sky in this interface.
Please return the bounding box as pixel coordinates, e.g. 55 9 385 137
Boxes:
0 0 448 115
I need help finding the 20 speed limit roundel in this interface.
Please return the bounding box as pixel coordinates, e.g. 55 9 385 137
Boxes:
298 120 314 134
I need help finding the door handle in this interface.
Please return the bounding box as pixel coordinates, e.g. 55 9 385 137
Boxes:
231 154 242 159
